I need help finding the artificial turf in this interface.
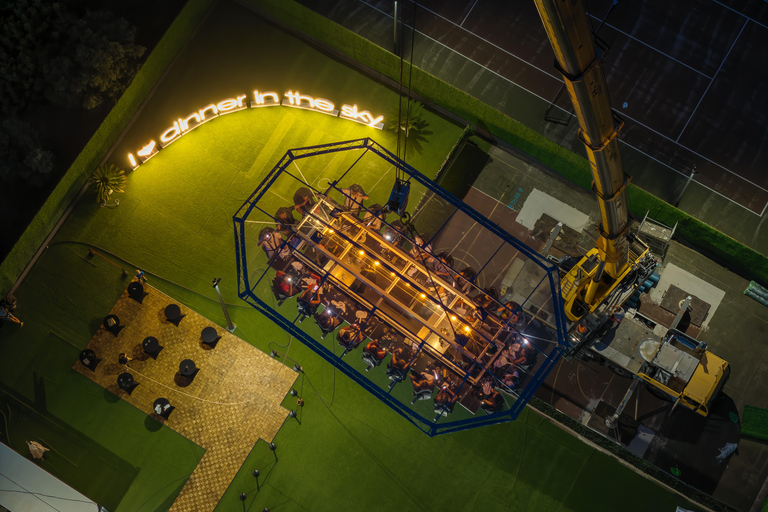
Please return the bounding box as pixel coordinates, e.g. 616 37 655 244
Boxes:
741 405 768 442
0 2 703 511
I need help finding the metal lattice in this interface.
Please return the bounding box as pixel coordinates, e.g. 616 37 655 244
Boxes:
234 138 568 436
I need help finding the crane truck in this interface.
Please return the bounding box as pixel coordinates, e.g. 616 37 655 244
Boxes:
533 0 729 418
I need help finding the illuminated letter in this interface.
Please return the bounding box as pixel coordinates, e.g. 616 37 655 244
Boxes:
261 91 279 104
359 111 384 126
128 153 137 168
199 104 218 121
237 94 247 107
160 122 181 146
341 104 358 118
137 141 158 162
252 90 280 107
285 91 299 105
297 93 314 108
313 98 335 112
217 98 238 112
179 112 201 131
138 141 156 156
252 90 280 108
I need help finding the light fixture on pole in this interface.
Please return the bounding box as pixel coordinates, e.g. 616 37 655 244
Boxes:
212 278 236 332
674 165 697 208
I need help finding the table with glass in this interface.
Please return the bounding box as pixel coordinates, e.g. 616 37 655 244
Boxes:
284 197 514 398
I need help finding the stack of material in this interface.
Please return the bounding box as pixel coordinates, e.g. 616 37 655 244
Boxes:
744 281 768 307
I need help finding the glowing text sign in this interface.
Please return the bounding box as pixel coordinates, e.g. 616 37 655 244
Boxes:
128 90 384 169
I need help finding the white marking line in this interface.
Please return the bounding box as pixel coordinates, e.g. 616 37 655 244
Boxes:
676 18 749 143
460 0 478 27
589 16 713 79
292 160 310 190
613 108 768 201
709 0 768 31
357 0 767 211
267 188 290 203
363 0 562 82
369 165 395 194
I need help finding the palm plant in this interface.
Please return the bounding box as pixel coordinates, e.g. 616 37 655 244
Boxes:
89 164 127 204
385 99 427 137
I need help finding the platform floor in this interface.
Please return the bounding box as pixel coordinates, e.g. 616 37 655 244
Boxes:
73 283 296 512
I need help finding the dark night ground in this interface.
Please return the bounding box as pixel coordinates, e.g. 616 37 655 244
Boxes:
303 0 768 214
0 0 186 262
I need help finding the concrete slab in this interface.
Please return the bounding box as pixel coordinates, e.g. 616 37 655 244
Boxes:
650 263 725 330
517 188 591 232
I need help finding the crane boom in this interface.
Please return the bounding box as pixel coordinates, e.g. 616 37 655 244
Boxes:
534 0 643 320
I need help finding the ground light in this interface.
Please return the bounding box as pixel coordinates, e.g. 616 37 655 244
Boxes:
234 138 569 436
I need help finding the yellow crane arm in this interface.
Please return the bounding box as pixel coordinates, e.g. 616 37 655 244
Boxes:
534 0 644 320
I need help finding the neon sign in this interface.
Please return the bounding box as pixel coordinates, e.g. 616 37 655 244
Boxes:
128 89 384 170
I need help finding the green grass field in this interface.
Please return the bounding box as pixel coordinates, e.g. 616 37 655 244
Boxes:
0 2 703 511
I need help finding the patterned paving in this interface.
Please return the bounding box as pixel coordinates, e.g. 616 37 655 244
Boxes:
73 282 297 512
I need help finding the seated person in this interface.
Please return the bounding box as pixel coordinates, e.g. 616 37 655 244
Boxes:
293 187 316 216
381 220 406 248
409 234 434 265
481 388 504 412
273 270 300 298
364 338 388 363
274 206 297 230
501 369 521 389
494 300 520 321
430 252 453 281
258 227 285 261
506 339 529 366
337 324 365 349
341 184 369 216
362 203 386 232
453 266 476 295
409 366 437 393
473 291 493 316
297 284 323 316
387 347 410 372
315 307 342 332
576 317 589 336
434 383 456 413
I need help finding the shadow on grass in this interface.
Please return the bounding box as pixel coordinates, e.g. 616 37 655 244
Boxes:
145 415 163 432
403 124 431 157
103 388 121 403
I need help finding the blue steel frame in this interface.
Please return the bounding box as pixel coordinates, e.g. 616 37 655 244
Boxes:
234 138 569 436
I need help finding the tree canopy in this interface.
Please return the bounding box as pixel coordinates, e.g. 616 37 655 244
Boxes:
0 0 146 184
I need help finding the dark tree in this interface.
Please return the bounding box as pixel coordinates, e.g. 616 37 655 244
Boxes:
42 9 146 110
0 118 54 185
0 0 146 184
